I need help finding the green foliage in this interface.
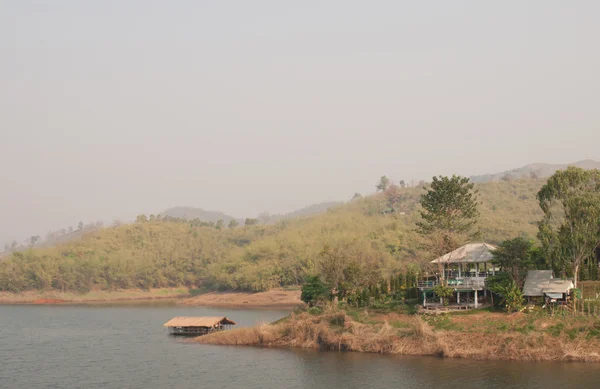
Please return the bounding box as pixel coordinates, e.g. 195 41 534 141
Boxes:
244 218 259 226
537 167 600 287
416 175 480 259
432 284 454 305
492 237 537 287
487 276 524 312
376 176 390 192
300 276 329 307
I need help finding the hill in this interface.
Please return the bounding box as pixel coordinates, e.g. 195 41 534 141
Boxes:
0 178 547 294
259 202 344 224
161 207 240 224
470 159 600 182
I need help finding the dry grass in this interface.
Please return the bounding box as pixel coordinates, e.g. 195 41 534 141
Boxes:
195 308 600 362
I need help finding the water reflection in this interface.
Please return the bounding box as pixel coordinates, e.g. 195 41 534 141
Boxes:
1 305 599 389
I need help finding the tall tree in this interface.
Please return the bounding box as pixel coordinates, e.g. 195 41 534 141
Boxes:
416 175 480 280
537 167 600 287
228 220 239 228
376 176 390 192
491 237 535 287
78 221 84 230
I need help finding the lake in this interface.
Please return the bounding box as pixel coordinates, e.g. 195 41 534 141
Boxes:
1 303 600 389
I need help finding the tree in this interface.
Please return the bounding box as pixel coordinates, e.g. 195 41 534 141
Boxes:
245 218 258 226
537 167 600 288
215 219 224 230
135 215 148 223
491 237 536 287
376 176 390 192
28 236 40 247
68 226 73 233
78 221 84 230
228 220 239 228
416 175 480 283
487 276 524 312
384 185 405 213
398 180 406 188
432 284 454 306
351 192 362 201
300 276 329 307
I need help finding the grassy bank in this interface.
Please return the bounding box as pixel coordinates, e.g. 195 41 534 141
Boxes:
195 307 600 362
0 288 190 304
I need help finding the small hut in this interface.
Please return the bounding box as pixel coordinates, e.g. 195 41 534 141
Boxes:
163 316 236 336
523 270 574 305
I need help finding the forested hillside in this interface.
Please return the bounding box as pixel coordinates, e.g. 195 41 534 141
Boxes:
0 179 545 293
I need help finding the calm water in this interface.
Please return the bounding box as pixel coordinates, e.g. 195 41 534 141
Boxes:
1 304 600 389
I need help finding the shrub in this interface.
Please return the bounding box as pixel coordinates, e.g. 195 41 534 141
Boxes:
432 285 454 306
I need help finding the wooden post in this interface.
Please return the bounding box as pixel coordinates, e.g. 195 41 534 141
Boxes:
457 291 460 304
474 290 478 308
423 291 427 307
458 264 462 278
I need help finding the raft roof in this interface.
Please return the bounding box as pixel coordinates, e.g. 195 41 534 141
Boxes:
430 243 497 264
163 316 236 328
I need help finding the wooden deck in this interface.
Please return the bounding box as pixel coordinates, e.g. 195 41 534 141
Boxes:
421 303 490 314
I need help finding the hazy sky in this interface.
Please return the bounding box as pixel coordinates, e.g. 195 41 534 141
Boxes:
1 1 599 243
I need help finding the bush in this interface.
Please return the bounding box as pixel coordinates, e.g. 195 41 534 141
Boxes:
432 284 454 305
301 276 329 307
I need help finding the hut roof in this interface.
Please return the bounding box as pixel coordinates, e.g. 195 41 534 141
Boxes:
543 279 574 294
430 243 497 264
163 316 236 328
522 271 574 297
523 270 553 297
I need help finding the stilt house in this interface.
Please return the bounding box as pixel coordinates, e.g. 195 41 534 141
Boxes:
418 243 497 310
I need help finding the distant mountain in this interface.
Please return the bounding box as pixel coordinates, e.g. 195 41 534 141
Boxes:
470 159 600 183
162 202 343 226
161 207 240 224
260 202 343 224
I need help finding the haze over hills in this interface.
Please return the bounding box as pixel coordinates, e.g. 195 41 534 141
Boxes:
161 202 344 225
161 207 240 224
470 159 600 183
3 158 600 254
0 177 547 292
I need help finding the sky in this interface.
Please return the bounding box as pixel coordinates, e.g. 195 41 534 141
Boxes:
1 1 599 244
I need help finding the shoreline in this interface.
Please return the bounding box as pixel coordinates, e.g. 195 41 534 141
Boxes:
195 308 600 363
178 289 304 309
0 288 304 309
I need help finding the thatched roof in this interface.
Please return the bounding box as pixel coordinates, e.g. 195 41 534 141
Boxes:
523 270 574 297
430 243 497 264
163 316 236 328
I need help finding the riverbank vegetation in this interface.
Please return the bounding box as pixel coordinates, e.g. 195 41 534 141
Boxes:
196 306 600 362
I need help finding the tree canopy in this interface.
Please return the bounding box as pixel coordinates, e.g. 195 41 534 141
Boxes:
416 175 480 260
537 167 600 287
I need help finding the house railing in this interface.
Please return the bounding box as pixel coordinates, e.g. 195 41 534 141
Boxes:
418 277 487 289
